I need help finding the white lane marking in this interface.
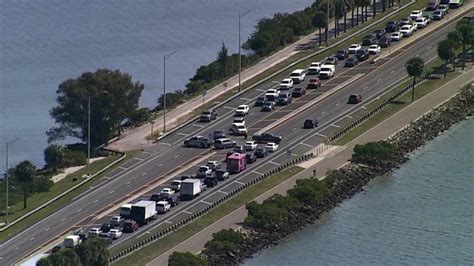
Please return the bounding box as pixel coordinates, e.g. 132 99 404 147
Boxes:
234 181 245 185
427 46 432 50
336 102 340 106
361 106 367 109
315 133 327 137
321 111 326 115
142 151 151 155
176 132 188 136
240 97 252 101
201 200 212 205
142 172 147 176
390 70 395 74
268 161 281 166
292 128 297 131
416 54 420 57
119 166 127 170
45 227 50 231
174 154 180 159
160 142 172 146
331 124 341 128
126 181 131 185
191 123 204 128
61 218 66 222
377 78 382 82
183 210 193 214
300 142 314 148
256 89 266 92
30 237 35 241
164 221 172 224
77 208 82 213
14 247 19 251
110 190 115 194
93 199 99 203
363 86 368 90
223 106 235 110
346 115 353 119
158 163 164 167
252 170 264 175
134 157 144 161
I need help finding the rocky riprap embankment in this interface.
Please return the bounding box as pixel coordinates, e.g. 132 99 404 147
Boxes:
204 85 474 266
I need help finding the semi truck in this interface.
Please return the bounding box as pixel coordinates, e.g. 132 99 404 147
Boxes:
180 179 202 200
130 200 156 226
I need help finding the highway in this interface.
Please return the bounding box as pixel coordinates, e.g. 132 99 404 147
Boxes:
1 9 469 265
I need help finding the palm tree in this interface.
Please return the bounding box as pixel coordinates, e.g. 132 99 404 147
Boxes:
372 0 376 18
455 20 474 70
447 30 463 71
405 57 425 102
14 160 37 209
346 0 356 28
312 11 328 46
334 0 346 36
437 39 455 77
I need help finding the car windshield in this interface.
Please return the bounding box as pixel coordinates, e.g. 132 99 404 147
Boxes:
199 167 207 171
263 102 272 106
321 68 331 72
310 79 319 83
202 111 210 115
257 97 264 101
350 45 358 48
281 80 290 83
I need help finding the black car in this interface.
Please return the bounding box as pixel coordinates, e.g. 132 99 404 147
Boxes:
335 49 349 60
423 14 433 23
373 29 386 39
254 96 266 107
362 33 378 46
345 56 359 67
215 170 229 181
252 132 282 144
378 36 391 48
303 118 319 129
213 130 225 140
355 49 370 61
348 94 363 104
432 11 444 20
292 87 306 97
246 153 257 164
254 147 268 158
204 176 218 187
261 101 274 112
100 223 115 233
385 21 399 32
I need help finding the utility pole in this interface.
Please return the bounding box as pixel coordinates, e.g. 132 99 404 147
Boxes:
5 137 20 224
163 51 176 133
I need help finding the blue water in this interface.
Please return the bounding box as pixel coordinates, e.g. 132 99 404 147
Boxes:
0 0 313 170
245 119 474 265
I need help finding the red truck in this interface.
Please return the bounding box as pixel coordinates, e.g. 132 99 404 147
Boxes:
226 153 247 174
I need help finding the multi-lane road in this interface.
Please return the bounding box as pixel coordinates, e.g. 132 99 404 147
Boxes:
2 9 471 265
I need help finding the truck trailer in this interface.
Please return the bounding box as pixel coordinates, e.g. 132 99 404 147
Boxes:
130 200 156 226
180 179 202 200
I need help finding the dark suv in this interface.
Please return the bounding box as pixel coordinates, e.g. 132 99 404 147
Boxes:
303 118 319 129
213 130 226 140
378 36 391 48
355 49 370 61
362 34 378 46
385 21 399 32
123 220 139 233
335 49 349 60
373 29 386 39
348 94 363 104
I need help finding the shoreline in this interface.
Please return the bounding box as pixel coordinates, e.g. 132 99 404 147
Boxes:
205 84 474 265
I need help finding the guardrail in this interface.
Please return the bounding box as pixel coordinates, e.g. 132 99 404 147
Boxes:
155 1 415 142
108 144 331 263
0 150 126 233
328 73 431 142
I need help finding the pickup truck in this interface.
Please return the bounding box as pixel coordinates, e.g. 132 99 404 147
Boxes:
183 136 213 148
252 132 283 144
196 165 212 178
199 109 217 122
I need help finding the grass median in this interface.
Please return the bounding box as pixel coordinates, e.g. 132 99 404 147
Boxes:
0 150 140 243
110 166 304 266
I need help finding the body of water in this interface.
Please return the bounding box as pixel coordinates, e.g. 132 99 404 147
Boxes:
245 119 474 265
0 0 313 170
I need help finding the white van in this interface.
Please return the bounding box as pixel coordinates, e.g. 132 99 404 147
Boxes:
64 235 81 248
319 64 335 79
120 204 132 218
289 69 306 83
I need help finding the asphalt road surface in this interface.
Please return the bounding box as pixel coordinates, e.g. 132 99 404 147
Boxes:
1 11 468 265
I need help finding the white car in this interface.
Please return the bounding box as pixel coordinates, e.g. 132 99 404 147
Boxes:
265 142 279 152
400 25 413 37
308 62 322 74
108 229 122 239
244 141 258 151
156 201 171 214
410 10 423 20
279 78 294 90
411 22 418 31
348 44 362 53
160 187 175 197
230 123 247 135
235 104 249 116
390 32 403 41
415 17 427 28
368 44 381 54
109 215 124 226
88 228 102 237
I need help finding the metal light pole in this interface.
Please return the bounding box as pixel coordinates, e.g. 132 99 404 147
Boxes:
5 137 20 224
239 10 253 92
87 95 91 178
150 120 155 141
163 51 176 133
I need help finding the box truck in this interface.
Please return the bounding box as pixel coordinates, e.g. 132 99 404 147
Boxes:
130 200 156 226
64 235 81 248
226 153 247 174
180 179 202 200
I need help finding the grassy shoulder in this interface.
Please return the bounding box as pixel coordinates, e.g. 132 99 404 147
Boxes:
111 166 304 266
0 150 140 243
334 63 463 145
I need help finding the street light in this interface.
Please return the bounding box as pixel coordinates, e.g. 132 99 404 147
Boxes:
150 120 155 141
239 9 253 92
163 51 176 133
5 137 20 225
